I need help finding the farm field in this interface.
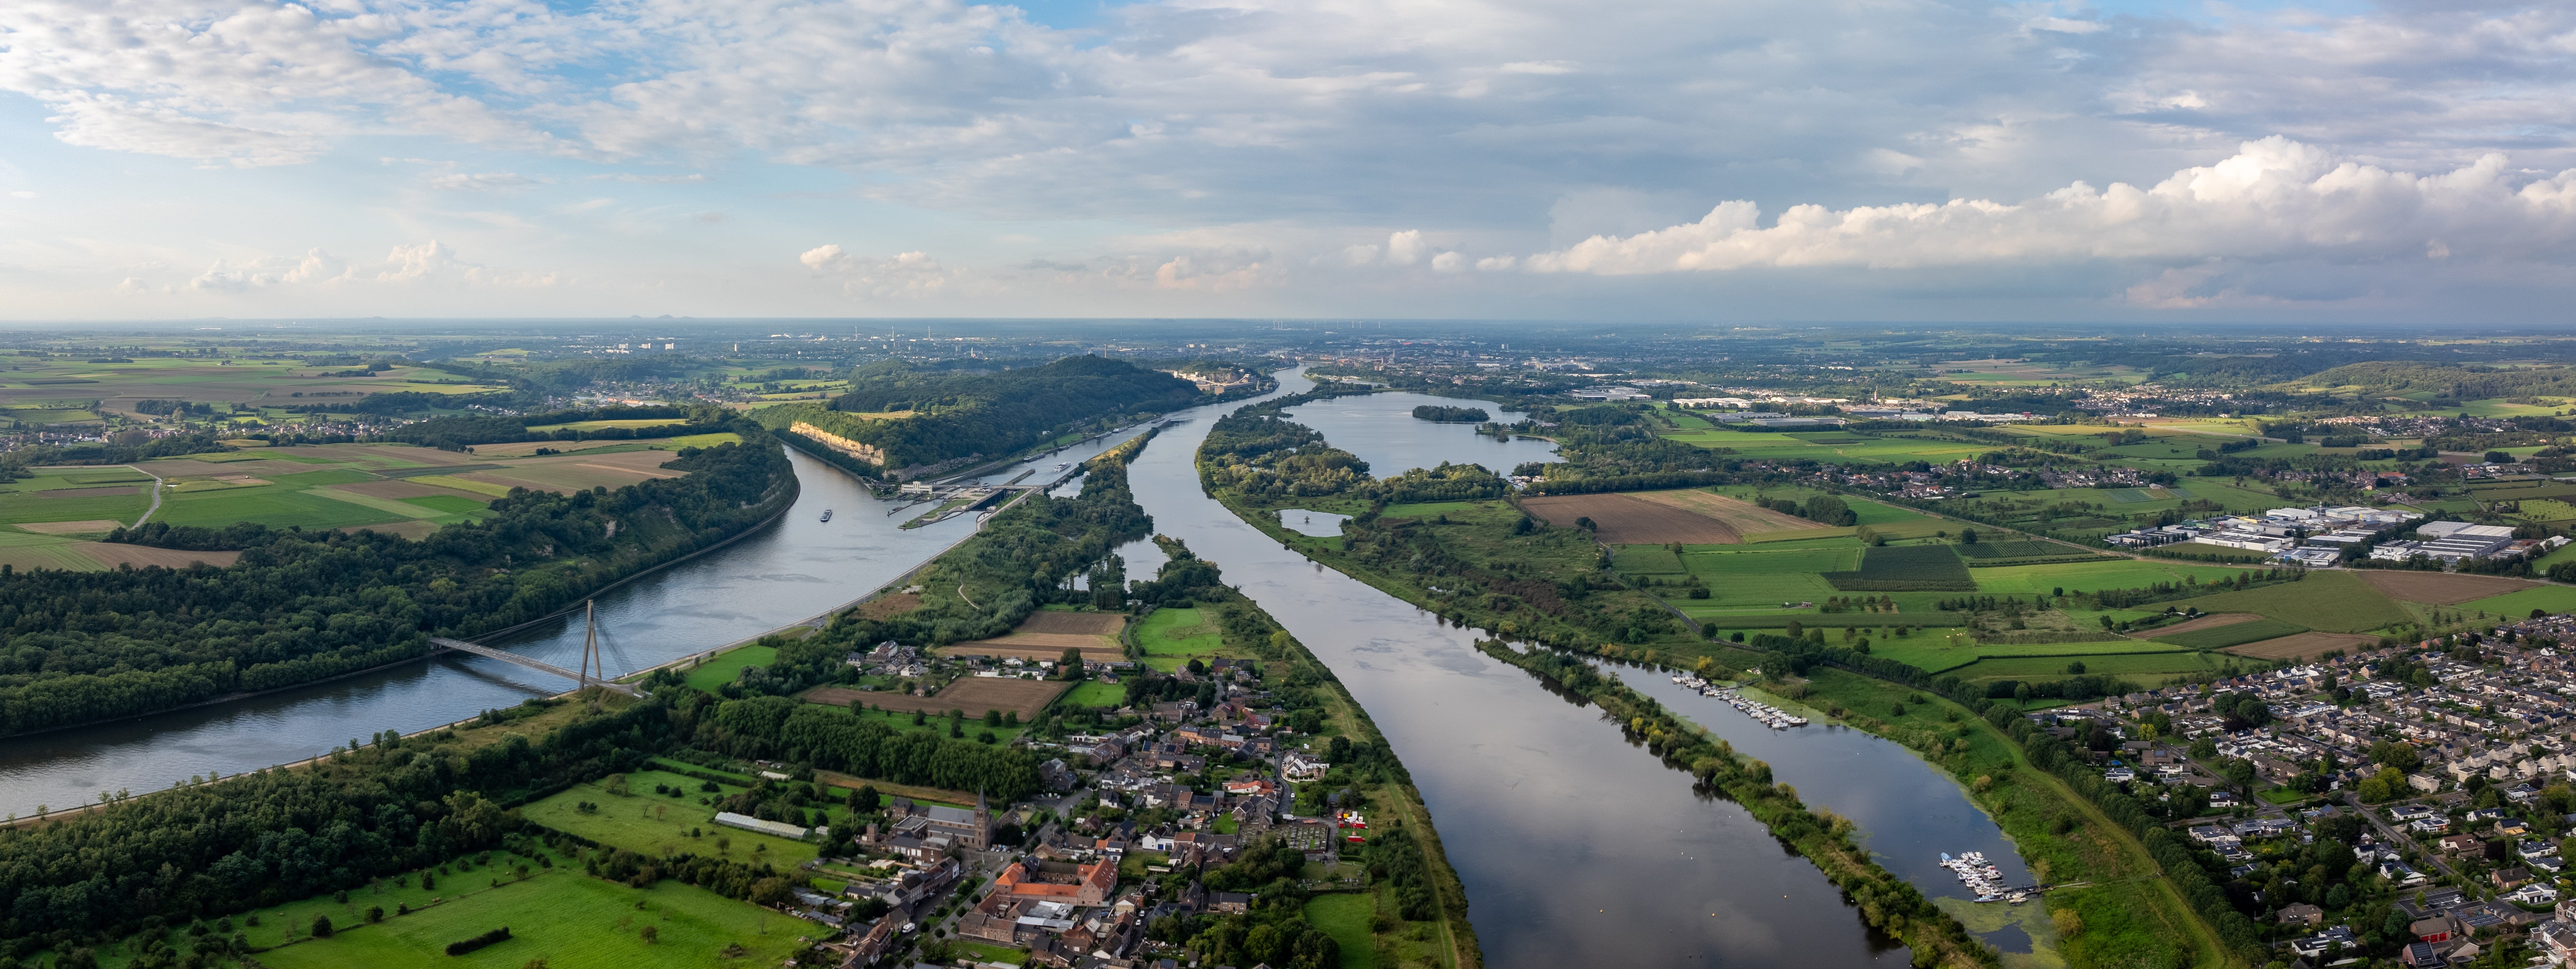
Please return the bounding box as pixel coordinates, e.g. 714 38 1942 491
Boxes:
806 677 1068 721
522 768 819 867
1942 651 2219 686
946 609 1129 662
1518 492 1747 543
0 355 507 416
1656 426 1989 465
682 644 777 693
2168 571 2413 634
1626 488 1811 533
2150 617 2309 650
1821 543 1972 591
1874 639 2195 675
469 432 741 459
1666 546 1859 607
255 864 799 969
1305 893 1379 969
2354 571 2537 605
2226 631 2381 661
1969 559 2248 595
1132 606 1241 670
2458 585 2576 620
1062 680 1128 707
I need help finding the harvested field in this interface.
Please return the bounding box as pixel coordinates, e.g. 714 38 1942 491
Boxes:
948 633 1127 662
2225 631 2379 661
807 677 1070 720
1518 493 1746 544
74 543 239 569
1017 611 1129 636
811 771 976 807
341 520 441 540
16 519 124 533
137 458 319 477
332 478 494 502
273 444 478 467
2356 570 2537 605
32 486 140 498
2137 612 2263 637
856 593 921 620
1628 489 1812 533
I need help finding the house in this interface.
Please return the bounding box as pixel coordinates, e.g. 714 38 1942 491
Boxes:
992 859 1119 906
2494 866 2532 890
2411 914 2458 944
2277 902 2325 927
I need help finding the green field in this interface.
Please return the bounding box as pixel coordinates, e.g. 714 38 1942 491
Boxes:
1874 638 2195 674
1305 893 1379 969
1970 559 2246 595
1821 543 1972 591
1063 681 1128 707
1944 651 2219 684
256 865 801 969
2458 585 2576 619
684 645 777 693
155 485 410 530
2168 571 2412 634
2150 617 2310 650
1611 546 1685 573
1136 607 1239 670
521 768 820 868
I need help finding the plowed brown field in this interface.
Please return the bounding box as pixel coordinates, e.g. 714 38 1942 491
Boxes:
1519 492 1745 544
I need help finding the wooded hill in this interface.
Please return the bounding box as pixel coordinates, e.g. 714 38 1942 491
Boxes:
754 356 1201 475
0 421 795 737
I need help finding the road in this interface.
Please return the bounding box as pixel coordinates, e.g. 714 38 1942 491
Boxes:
128 464 164 527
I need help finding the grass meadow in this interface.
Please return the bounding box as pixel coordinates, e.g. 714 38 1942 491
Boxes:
255 865 799 969
2168 571 2413 634
521 768 821 868
2458 584 2576 619
1305 893 1379 969
683 645 777 693
2151 617 2309 650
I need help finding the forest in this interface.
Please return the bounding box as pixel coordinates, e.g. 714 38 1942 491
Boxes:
754 356 1204 473
0 422 794 737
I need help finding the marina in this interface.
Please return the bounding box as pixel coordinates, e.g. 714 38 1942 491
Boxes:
1671 674 1810 729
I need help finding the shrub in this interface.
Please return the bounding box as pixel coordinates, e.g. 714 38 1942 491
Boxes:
446 927 513 956
310 915 333 938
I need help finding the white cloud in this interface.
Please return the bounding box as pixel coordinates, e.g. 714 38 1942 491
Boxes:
1385 230 1426 267
1520 138 2576 275
427 172 541 191
800 245 958 296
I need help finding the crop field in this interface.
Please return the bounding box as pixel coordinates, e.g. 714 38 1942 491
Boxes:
1969 559 2245 595
947 609 1128 663
2225 631 2381 661
2518 499 2576 521
2459 585 2576 619
0 356 508 416
682 645 776 693
2169 571 2413 633
808 676 1069 721
256 865 798 969
1873 639 2194 675
1821 543 1972 591
1625 488 1813 533
1611 546 1686 572
1133 606 1240 670
1659 426 1992 465
452 449 687 494
1957 539 2090 559
1518 492 1747 543
523 768 819 867
1942 651 2219 685
2151 617 2310 650
2354 571 2537 605
1669 547 1861 606
1684 611 1965 629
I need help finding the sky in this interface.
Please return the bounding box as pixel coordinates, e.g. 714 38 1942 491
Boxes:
1 0 2573 322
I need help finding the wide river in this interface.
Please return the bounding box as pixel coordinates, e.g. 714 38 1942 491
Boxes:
0 370 2041 966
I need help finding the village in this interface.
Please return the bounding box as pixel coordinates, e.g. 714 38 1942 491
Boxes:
2044 614 2576 967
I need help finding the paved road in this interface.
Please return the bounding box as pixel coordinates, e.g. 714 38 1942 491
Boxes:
129 464 164 527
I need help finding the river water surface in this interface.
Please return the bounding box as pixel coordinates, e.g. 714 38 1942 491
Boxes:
2 371 2041 967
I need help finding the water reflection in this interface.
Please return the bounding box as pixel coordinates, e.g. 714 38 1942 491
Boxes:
1274 509 1349 536
1280 389 1559 477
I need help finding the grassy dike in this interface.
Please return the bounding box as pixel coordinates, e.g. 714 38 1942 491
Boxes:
1201 475 2233 969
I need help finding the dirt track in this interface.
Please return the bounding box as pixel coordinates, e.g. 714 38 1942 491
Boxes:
1519 493 1745 544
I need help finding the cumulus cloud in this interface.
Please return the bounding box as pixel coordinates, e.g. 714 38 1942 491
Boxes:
426 171 541 191
182 242 550 292
799 245 958 296
1519 139 2576 275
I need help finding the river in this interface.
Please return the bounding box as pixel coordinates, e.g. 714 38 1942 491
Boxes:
1116 369 2041 966
1 371 2041 967
0 431 1154 819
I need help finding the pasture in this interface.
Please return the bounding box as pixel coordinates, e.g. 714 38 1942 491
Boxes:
1132 606 1241 670
1941 651 2219 685
2225 631 2380 661
523 768 819 867
254 864 798 969
1873 639 2195 675
1969 559 2247 595
1821 543 1972 591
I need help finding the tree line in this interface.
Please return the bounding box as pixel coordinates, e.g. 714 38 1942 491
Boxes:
755 356 1204 474
0 426 792 737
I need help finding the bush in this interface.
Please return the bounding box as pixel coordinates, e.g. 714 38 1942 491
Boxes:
446 927 513 956
310 915 333 938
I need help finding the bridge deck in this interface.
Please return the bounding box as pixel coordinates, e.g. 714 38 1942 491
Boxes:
431 637 639 695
